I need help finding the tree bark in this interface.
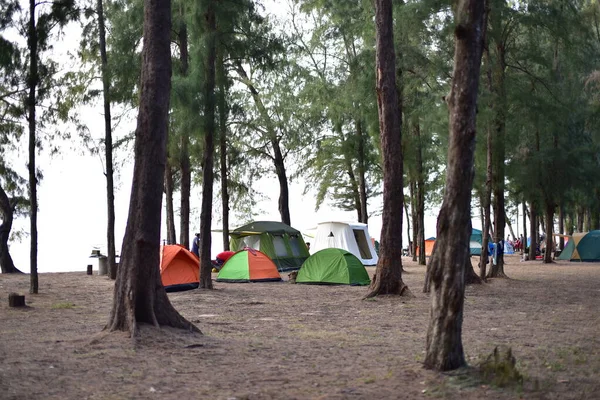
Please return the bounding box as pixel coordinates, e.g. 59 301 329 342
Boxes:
424 0 485 371
98 0 117 280
528 202 537 262
410 179 418 261
489 37 506 278
0 186 22 273
415 121 426 266
235 62 291 226
522 201 528 254
479 49 492 279
198 0 217 289
106 0 198 336
164 160 176 244
576 206 584 232
558 205 564 250
404 198 411 256
177 10 190 249
544 203 554 263
365 0 408 299
355 119 368 224
27 0 38 293
217 44 230 251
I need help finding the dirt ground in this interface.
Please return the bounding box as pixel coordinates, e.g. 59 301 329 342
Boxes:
1 255 599 399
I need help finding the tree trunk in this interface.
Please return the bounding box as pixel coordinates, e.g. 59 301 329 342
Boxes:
558 205 564 250
27 0 38 293
235 62 291 226
410 179 418 261
489 68 506 276
522 201 528 254
464 255 482 285
424 0 485 371
106 0 198 335
544 203 554 263
178 15 190 249
415 121 426 266
0 186 23 273
505 210 516 241
164 160 176 244
199 0 216 289
479 84 492 280
404 199 411 256
584 208 592 232
528 202 537 262
355 119 368 224
365 0 408 299
576 206 584 232
97 0 117 280
217 45 230 251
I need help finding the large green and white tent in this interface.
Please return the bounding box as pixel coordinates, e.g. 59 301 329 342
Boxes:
558 231 600 262
229 221 310 272
296 248 371 286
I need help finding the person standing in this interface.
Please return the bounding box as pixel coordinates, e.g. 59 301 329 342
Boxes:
192 233 200 257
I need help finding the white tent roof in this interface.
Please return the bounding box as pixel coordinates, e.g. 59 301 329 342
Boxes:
312 221 379 266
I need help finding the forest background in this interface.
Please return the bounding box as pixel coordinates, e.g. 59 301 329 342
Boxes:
3 0 597 274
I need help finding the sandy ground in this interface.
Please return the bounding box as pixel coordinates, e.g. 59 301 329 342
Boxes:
1 255 599 399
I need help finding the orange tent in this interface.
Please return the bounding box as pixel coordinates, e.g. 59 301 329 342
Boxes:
216 249 282 282
160 245 200 292
416 238 436 257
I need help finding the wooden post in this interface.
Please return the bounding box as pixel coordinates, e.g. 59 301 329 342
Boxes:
87 264 93 275
8 293 26 307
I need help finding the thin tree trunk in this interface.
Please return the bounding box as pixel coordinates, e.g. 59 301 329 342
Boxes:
178 14 190 248
479 60 492 280
410 179 418 261
97 0 117 280
544 203 554 263
528 202 537 261
558 205 564 250
235 62 291 226
164 160 176 244
365 0 408 298
522 201 528 254
505 210 516 241
577 206 584 232
404 199 411 256
28 0 38 293
106 0 198 335
415 121 426 266
355 119 368 224
424 0 485 371
198 0 216 289
584 208 592 232
0 186 23 273
217 45 230 251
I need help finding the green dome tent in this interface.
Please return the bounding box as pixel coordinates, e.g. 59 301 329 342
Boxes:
229 221 310 272
558 231 600 262
296 248 371 286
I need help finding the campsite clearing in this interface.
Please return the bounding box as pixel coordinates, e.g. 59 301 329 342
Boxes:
1 255 599 399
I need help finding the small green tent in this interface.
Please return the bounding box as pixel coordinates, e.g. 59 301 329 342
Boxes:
296 248 371 286
558 231 600 262
229 221 310 272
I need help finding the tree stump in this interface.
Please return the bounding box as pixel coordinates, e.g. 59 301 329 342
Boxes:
8 293 25 307
87 264 93 275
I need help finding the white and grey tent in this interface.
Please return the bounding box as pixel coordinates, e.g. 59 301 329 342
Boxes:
312 221 379 266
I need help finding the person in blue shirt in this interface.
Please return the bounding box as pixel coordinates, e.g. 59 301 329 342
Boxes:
192 233 200 257
488 241 495 265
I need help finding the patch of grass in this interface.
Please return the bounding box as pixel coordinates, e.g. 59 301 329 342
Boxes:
363 376 376 384
51 302 76 309
478 346 523 389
